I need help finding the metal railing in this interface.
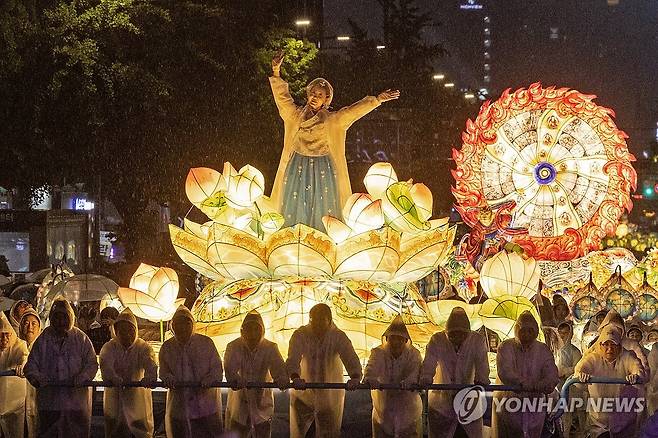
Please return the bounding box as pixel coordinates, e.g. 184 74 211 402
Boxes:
549 376 631 421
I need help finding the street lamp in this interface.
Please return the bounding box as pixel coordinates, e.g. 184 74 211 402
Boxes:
337 35 350 41
444 82 455 88
432 73 445 81
376 45 386 50
464 93 475 99
295 19 311 26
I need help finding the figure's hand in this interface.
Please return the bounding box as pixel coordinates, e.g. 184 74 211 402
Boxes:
140 376 157 388
377 89 400 103
419 377 433 388
14 364 24 378
292 377 306 390
627 374 639 385
576 372 591 383
161 376 176 388
346 377 360 391
272 50 284 76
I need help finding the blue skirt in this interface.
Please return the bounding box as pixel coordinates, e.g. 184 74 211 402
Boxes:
281 152 342 230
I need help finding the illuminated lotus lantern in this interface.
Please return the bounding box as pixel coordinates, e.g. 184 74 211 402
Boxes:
170 162 455 283
636 273 658 322
479 250 540 300
599 266 638 318
117 264 185 322
169 161 457 358
570 275 602 321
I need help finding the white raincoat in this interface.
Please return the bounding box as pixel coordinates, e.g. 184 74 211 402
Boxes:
99 308 157 438
224 311 288 437
575 325 647 437
648 344 658 414
24 299 98 438
286 322 362 438
159 305 223 438
269 76 382 210
0 312 28 438
555 330 585 438
492 311 559 438
364 316 423 437
19 308 41 438
421 308 490 438
584 309 649 372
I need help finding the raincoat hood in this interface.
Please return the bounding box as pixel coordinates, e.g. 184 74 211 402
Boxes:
241 310 265 330
18 308 41 330
382 315 410 341
114 308 138 331
306 77 334 108
599 309 625 336
446 307 471 333
0 312 16 340
49 299 75 331
626 323 644 339
514 310 539 340
171 305 195 335
9 299 29 325
598 324 622 346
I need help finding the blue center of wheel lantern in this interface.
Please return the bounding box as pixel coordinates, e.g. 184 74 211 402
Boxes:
534 162 557 185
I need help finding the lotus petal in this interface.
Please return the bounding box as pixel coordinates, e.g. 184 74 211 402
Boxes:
479 251 540 299
410 183 433 222
425 299 483 331
392 225 456 282
364 162 398 199
207 223 269 279
169 224 223 280
185 168 227 219
478 295 543 341
343 194 375 226
118 286 184 322
322 216 352 244
334 228 400 281
266 224 335 277
222 162 265 209
119 264 184 322
382 182 431 233
183 218 211 240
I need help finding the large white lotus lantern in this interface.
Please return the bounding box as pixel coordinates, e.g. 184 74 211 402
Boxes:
221 162 265 209
118 263 185 322
479 251 540 299
364 162 398 199
185 168 227 220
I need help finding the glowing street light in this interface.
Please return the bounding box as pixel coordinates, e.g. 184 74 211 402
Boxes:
337 35 351 41
295 19 311 26
432 73 445 80
444 82 455 88
376 45 386 50
464 93 475 99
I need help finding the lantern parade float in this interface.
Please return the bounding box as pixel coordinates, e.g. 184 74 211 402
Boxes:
113 82 658 361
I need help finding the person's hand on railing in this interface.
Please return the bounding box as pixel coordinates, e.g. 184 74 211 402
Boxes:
346 377 360 391
363 378 381 390
229 377 247 390
14 365 24 378
576 372 591 383
274 378 289 391
626 373 640 385
291 377 306 390
161 376 176 389
140 376 157 388
419 377 433 388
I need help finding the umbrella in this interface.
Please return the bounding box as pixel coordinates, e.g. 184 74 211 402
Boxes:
0 276 9 287
25 268 53 284
47 274 119 303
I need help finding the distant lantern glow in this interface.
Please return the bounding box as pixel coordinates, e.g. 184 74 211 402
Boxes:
433 74 445 80
295 19 311 26
464 93 475 99
337 35 350 41
444 82 455 88
376 45 386 50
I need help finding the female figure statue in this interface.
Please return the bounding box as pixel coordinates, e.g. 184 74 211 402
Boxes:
269 50 400 230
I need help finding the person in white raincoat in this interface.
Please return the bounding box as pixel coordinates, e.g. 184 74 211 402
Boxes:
224 311 288 437
492 310 559 438
18 308 41 438
363 315 422 438
0 312 29 438
286 303 362 438
556 321 585 438
24 298 98 438
420 307 490 438
159 305 223 438
8 299 32 333
648 343 658 415
99 308 157 438
584 309 649 372
575 324 647 438
269 50 400 229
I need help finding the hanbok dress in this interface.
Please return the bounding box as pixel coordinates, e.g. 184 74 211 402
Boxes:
269 76 381 230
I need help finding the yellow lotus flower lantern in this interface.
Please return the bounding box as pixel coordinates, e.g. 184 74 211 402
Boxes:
479 250 540 300
117 263 185 322
185 168 227 220
220 162 265 210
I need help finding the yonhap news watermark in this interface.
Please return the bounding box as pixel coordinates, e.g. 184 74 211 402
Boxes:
453 386 645 425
